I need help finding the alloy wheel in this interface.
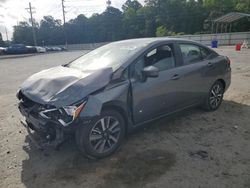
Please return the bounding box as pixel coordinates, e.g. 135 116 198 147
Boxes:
89 116 121 154
209 83 223 109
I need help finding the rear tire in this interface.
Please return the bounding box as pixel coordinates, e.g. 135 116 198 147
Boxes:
202 81 224 111
75 109 125 159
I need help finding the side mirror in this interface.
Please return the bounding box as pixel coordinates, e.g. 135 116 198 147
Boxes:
142 66 159 78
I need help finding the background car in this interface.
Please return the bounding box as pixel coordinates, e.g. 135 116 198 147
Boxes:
0 47 6 55
45 46 53 52
6 44 36 54
51 46 63 51
45 46 63 52
35 46 46 53
60 47 67 51
26 46 38 53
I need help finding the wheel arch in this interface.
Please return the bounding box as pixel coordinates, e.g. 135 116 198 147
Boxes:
216 79 226 90
102 101 131 134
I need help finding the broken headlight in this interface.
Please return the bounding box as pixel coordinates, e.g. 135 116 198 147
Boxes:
58 101 86 126
39 101 87 127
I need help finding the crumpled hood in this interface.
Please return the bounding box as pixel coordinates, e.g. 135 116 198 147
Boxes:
20 66 113 108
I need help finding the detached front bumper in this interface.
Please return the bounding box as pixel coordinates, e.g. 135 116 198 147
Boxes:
18 102 76 150
20 119 65 150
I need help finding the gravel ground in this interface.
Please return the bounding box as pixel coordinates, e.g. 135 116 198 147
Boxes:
0 47 249 188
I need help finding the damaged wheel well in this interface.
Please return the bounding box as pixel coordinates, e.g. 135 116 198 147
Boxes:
102 104 129 134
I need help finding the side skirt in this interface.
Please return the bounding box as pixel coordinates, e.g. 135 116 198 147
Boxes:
128 102 201 132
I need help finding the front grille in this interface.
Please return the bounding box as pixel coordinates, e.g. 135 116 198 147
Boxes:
18 91 60 138
18 91 54 117
20 92 38 108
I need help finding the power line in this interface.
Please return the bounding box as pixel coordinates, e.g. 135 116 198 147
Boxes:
25 2 37 46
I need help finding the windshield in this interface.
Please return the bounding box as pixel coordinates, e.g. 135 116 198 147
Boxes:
68 41 147 71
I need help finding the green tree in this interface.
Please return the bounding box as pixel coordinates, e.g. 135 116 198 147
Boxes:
204 0 236 18
38 16 64 45
87 13 102 43
145 0 207 34
94 7 123 42
122 0 144 39
156 26 168 37
184 0 208 34
10 0 250 45
84 7 123 43
13 22 34 45
235 0 250 12
137 5 157 37
122 0 142 12
67 14 88 44
234 0 250 32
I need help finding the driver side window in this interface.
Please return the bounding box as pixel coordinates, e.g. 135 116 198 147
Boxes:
132 44 176 80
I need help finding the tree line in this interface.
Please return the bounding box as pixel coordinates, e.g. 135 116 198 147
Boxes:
8 0 250 46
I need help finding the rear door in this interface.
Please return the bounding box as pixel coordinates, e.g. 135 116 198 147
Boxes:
175 42 216 105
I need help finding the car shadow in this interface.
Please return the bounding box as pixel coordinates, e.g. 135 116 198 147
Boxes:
21 100 250 188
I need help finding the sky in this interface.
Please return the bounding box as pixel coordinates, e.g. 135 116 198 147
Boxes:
0 0 145 40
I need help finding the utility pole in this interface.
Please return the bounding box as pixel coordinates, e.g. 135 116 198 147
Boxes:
61 0 68 48
26 2 37 46
5 27 9 42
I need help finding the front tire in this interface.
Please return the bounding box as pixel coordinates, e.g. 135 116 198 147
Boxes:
75 109 125 159
202 81 224 111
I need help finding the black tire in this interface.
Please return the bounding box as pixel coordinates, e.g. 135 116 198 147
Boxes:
75 109 126 159
202 80 224 111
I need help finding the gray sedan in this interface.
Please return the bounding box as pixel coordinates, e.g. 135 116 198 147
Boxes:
17 38 231 158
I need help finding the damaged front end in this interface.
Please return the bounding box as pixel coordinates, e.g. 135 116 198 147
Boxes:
16 66 113 150
17 90 86 150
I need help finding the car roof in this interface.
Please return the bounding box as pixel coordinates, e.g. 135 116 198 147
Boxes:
110 37 213 72
111 37 199 46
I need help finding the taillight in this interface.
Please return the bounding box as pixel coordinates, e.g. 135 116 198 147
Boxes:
226 56 231 65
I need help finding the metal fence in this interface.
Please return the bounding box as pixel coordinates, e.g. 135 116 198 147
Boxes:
63 42 108 50
169 31 250 46
62 31 250 50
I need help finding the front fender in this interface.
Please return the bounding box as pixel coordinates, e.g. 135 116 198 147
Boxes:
80 95 103 118
79 80 130 121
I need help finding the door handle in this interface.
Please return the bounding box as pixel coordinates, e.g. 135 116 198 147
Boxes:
171 74 180 80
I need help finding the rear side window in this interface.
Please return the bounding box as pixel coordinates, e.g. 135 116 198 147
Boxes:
180 44 202 65
200 46 217 60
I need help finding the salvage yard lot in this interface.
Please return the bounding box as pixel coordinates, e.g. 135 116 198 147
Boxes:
0 47 250 188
